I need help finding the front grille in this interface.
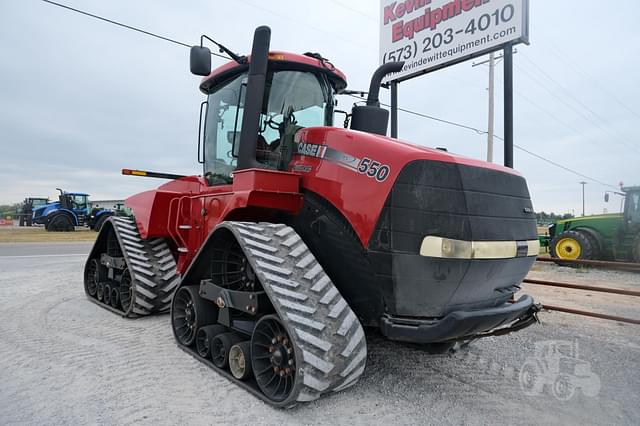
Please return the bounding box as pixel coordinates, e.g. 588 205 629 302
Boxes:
369 160 537 253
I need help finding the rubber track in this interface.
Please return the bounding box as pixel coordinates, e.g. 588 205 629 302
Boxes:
221 221 368 403
87 216 179 317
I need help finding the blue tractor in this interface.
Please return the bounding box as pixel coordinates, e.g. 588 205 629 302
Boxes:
32 189 115 232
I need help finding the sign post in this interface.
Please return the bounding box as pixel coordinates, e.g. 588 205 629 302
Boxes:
503 42 514 168
390 81 398 138
379 0 529 167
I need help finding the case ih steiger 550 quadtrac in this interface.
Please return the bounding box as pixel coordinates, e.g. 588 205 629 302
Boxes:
84 26 541 407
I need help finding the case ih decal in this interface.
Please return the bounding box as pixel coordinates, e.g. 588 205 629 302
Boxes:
295 142 327 158
294 142 390 181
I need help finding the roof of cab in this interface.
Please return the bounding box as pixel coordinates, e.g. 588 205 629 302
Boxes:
199 51 347 93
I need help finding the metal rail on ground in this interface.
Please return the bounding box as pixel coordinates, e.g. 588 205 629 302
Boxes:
523 272 639 325
536 256 640 271
540 304 640 325
524 278 640 297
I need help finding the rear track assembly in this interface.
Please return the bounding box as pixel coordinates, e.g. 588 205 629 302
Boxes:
172 221 368 407
84 217 180 317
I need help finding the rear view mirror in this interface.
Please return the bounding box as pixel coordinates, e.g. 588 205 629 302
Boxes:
190 46 212 76
605 193 610 202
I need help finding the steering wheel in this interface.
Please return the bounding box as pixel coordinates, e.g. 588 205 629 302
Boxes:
265 115 282 130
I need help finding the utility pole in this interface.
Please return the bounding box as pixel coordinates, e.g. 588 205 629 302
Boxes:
580 181 587 216
486 52 495 162
473 50 517 163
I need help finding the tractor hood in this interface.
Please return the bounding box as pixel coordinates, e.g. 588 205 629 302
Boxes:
291 126 534 247
32 201 61 222
34 202 60 214
555 213 623 225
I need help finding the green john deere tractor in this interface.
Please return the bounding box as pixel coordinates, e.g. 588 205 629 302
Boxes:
546 187 640 262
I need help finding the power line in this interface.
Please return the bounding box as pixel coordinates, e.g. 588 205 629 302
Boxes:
516 54 640 155
494 136 618 190
40 0 619 190
40 0 229 60
236 0 369 49
545 47 640 121
527 25 640 120
326 0 378 22
347 94 485 134
346 93 617 189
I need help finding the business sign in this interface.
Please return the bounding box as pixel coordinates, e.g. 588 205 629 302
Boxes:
380 0 529 83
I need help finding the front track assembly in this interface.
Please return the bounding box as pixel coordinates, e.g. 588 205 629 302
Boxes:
84 217 180 317
171 222 368 407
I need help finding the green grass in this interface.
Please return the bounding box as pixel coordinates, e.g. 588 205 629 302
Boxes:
0 226 98 243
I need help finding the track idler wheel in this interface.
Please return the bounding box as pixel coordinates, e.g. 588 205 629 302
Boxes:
229 341 253 380
171 285 217 346
96 282 105 302
110 287 120 309
103 284 112 306
119 269 133 313
196 325 227 359
84 259 103 297
211 332 243 369
251 315 297 403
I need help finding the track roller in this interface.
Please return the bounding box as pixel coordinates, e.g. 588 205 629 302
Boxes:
96 282 105 302
104 284 112 306
196 325 227 359
110 287 120 309
211 333 243 369
229 342 252 380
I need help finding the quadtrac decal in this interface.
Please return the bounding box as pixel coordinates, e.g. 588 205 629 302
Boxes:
293 142 391 182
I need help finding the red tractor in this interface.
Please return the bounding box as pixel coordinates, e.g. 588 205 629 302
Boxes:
84 26 540 407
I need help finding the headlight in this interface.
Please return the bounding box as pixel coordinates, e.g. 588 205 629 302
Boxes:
420 236 540 259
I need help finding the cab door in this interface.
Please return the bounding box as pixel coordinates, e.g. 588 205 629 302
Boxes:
624 191 640 234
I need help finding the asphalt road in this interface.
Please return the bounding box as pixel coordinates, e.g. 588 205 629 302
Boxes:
0 244 638 425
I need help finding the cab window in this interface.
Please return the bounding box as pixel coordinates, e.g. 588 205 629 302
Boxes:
628 192 640 222
71 195 87 210
204 73 247 185
256 70 333 168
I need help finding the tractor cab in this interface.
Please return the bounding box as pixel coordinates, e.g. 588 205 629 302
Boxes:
199 52 340 184
60 191 89 212
191 27 402 186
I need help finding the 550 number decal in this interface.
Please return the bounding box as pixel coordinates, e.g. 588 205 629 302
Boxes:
357 157 391 182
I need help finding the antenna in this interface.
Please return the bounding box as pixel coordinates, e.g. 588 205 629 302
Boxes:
201 35 247 64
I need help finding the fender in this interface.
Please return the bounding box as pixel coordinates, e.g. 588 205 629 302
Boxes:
575 227 604 253
41 204 61 218
95 209 114 219
47 209 79 226
90 210 115 230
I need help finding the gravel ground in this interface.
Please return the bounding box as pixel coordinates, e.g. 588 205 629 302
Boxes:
0 253 638 425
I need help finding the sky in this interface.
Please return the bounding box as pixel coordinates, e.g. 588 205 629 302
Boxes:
1 0 639 216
